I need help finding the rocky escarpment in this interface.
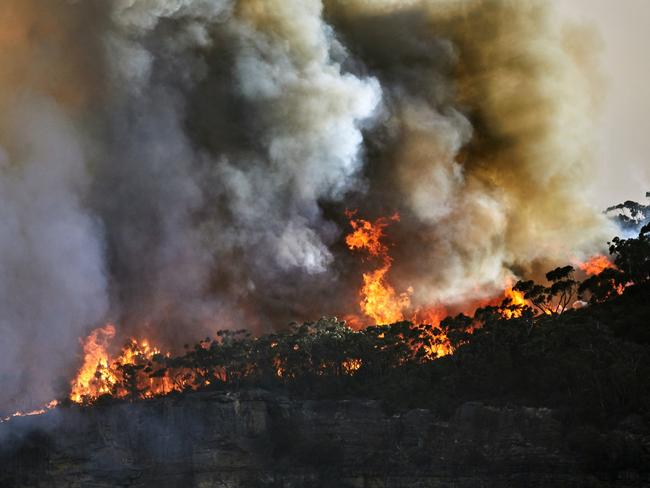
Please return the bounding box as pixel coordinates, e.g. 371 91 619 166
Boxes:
1 390 648 487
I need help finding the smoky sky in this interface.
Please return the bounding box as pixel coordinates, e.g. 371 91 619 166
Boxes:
0 0 623 412
555 0 650 207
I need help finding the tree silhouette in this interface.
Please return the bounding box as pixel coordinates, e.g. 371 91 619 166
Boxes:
609 224 650 285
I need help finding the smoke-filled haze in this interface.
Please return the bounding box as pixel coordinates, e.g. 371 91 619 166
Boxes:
0 0 635 412
555 0 650 207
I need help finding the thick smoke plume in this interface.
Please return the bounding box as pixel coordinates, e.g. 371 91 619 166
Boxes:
0 0 614 412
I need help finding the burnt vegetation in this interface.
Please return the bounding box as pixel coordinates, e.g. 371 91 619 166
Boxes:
68 223 650 430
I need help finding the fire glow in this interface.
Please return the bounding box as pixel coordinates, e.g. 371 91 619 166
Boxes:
4 214 625 413
576 254 629 295
578 255 617 276
69 324 182 404
343 211 528 359
1 400 59 423
344 211 529 324
3 0 639 424
345 211 412 326
502 288 527 319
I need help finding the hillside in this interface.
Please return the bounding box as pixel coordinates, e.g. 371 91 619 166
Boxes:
2 227 649 487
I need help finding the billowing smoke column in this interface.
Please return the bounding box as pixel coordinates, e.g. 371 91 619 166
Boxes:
0 0 614 412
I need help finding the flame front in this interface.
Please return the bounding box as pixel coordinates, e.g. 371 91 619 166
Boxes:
69 325 183 404
2 400 59 423
61 216 581 406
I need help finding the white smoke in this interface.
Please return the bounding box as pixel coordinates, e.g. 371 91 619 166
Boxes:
91 0 380 333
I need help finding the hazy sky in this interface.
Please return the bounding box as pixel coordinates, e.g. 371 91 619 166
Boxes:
555 0 650 207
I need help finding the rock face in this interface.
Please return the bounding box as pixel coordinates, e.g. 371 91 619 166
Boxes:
1 390 648 487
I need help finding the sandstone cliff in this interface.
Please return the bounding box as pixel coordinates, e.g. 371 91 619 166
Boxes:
1 390 648 487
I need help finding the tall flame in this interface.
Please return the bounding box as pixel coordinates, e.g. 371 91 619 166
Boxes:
69 324 117 403
346 211 411 325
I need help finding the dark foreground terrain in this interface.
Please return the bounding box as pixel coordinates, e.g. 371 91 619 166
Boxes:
2 388 649 488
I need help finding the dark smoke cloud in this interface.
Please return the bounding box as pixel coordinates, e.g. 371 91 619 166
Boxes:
0 0 614 411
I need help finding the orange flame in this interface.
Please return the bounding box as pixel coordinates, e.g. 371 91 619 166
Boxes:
578 255 616 276
69 324 117 403
411 309 438 327
69 325 185 404
345 210 398 257
502 288 527 319
345 212 460 358
409 307 454 357
360 264 412 325
346 212 412 325
576 255 630 295
345 212 492 356
422 331 454 359
2 400 59 423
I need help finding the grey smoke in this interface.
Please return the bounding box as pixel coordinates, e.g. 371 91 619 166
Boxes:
0 98 108 411
0 0 620 412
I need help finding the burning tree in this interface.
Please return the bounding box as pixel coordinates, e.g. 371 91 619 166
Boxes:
513 265 578 316
578 224 650 304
